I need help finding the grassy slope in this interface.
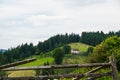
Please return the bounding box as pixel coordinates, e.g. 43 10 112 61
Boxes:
63 55 86 64
8 42 90 77
68 42 91 52
20 57 54 66
8 57 54 77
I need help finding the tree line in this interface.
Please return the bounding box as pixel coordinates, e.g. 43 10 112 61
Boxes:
0 31 120 65
80 31 120 46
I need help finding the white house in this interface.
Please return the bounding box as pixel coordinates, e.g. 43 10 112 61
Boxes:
71 49 79 55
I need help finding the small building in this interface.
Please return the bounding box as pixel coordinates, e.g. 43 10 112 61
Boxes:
71 49 79 55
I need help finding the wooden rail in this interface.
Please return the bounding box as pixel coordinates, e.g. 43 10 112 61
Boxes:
0 71 112 80
0 58 36 70
0 55 119 80
2 63 110 71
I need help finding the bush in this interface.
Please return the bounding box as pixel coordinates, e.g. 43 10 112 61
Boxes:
63 45 71 54
52 48 64 64
88 36 120 70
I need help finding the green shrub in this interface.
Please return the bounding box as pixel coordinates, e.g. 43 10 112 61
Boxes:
88 36 120 70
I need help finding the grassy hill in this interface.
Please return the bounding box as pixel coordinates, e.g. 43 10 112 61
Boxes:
18 42 90 67
8 42 90 77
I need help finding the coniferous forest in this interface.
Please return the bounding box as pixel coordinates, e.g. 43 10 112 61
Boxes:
0 31 120 65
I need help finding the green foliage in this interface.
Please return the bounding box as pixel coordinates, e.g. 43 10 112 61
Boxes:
42 61 50 75
63 45 71 54
81 31 106 46
0 71 6 77
52 48 64 64
0 54 6 65
81 31 120 46
42 61 55 76
87 47 93 53
37 33 80 53
0 43 36 65
85 46 94 56
88 36 120 70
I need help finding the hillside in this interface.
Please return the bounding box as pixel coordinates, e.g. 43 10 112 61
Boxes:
68 42 91 52
8 42 90 77
19 42 90 67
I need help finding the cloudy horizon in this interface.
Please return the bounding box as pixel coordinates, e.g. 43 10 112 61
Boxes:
0 0 120 49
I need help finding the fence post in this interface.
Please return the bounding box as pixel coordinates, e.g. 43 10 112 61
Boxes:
109 54 119 80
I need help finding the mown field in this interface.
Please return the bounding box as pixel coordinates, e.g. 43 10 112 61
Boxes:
8 56 54 77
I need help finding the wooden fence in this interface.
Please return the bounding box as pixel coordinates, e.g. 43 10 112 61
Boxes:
0 55 119 80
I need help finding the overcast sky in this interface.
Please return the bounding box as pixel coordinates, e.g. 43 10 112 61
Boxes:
0 0 120 49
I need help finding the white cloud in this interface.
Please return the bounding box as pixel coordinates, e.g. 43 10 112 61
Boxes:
0 5 28 19
24 15 70 27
